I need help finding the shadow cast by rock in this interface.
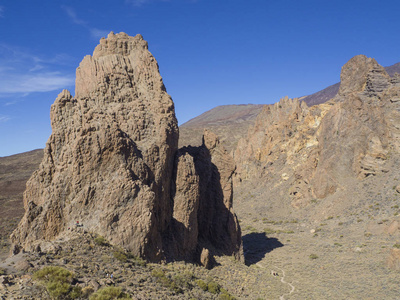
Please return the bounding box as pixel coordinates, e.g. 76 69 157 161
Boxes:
242 232 283 266
164 134 243 266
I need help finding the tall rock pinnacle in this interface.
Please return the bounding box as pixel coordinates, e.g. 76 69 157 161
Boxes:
11 32 243 264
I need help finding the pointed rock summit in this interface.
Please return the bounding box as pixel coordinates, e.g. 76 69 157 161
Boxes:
11 32 243 263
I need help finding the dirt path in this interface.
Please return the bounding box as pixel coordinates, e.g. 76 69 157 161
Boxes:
274 265 295 300
255 262 295 300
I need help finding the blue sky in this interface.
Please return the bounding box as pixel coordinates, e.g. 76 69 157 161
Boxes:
1 0 400 156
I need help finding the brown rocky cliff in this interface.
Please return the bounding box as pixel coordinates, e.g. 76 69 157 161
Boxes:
11 32 242 263
234 54 400 210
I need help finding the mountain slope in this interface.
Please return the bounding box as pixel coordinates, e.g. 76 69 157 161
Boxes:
179 104 264 152
0 149 42 256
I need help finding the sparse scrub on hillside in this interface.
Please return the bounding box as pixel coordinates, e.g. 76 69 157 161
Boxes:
196 279 208 291
309 254 318 260
264 228 275 234
219 288 236 299
264 228 294 235
94 235 109 246
243 225 257 232
207 281 221 294
89 286 131 300
33 266 79 299
113 249 128 262
151 267 190 294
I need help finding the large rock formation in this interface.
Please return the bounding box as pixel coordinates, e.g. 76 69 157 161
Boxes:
170 130 242 262
234 55 400 215
11 32 242 263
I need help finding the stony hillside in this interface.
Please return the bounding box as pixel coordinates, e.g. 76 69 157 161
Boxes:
232 55 400 298
300 82 340 106
0 149 42 257
179 104 264 153
234 54 400 220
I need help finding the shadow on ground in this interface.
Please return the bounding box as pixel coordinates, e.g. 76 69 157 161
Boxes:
242 232 284 266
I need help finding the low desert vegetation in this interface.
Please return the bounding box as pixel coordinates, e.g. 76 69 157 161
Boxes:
113 249 128 262
93 235 108 246
89 286 131 300
33 266 79 299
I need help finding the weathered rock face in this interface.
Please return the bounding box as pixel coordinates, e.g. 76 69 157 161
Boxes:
168 130 243 262
234 54 400 211
11 32 242 263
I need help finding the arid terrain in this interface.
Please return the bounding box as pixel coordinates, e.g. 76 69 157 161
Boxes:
1 34 400 300
0 150 43 260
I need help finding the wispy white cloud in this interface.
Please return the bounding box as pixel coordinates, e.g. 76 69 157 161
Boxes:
0 72 74 94
0 6 4 18
62 6 109 39
0 44 74 97
0 115 11 123
61 5 86 26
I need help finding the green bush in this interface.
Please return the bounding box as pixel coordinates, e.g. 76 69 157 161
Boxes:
113 250 128 262
151 268 165 278
69 286 83 299
168 280 183 294
196 279 208 291
173 274 190 289
130 255 146 267
219 288 236 300
89 286 131 300
207 281 220 294
33 266 75 299
309 253 319 260
94 236 108 246
151 268 185 294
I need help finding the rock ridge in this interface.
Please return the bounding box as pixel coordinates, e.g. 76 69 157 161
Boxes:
10 32 243 265
234 54 400 210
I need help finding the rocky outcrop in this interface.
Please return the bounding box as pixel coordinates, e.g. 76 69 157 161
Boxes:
169 130 243 262
234 55 400 210
10 32 242 264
